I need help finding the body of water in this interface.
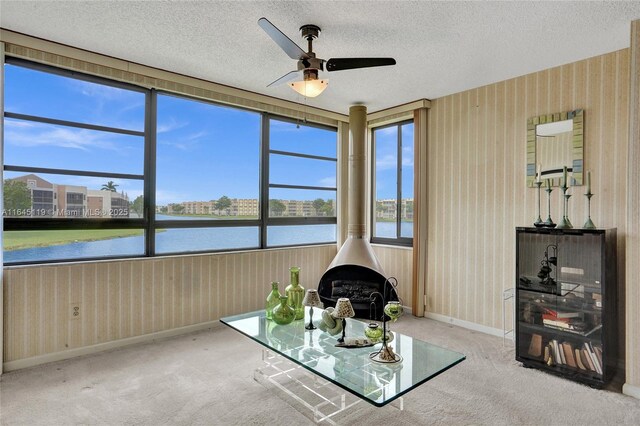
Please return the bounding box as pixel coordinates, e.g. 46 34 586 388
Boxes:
4 219 413 263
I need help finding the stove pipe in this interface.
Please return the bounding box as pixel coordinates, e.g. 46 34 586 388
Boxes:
318 105 394 317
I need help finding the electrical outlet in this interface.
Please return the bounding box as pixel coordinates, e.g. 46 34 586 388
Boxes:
70 303 80 320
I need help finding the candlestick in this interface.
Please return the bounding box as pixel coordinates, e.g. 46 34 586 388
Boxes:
534 181 543 227
556 184 573 229
583 192 596 229
543 185 556 228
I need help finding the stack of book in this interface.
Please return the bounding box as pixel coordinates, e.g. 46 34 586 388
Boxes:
533 335 603 375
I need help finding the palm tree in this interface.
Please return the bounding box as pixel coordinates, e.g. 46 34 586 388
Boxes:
101 181 118 192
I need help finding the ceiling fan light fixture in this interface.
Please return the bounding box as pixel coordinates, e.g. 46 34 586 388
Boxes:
289 79 328 98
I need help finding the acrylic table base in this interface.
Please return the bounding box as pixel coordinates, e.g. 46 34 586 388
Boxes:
254 349 403 425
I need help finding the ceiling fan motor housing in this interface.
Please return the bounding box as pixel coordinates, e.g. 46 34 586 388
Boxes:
299 24 321 40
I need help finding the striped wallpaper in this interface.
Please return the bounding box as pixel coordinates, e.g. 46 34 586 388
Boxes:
625 20 640 396
2 246 336 365
2 243 412 367
426 49 629 355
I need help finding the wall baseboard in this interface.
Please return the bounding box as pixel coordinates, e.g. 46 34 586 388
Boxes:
425 312 506 339
623 383 640 400
2 320 221 372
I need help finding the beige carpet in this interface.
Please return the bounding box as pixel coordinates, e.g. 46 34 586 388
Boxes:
1 315 639 425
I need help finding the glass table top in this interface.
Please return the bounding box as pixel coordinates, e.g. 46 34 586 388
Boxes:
221 308 465 407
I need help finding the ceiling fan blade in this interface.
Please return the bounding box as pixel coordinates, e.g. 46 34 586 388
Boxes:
325 58 396 72
258 17 308 60
267 70 303 87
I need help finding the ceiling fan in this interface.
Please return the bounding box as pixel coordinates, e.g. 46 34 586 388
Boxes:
258 17 396 97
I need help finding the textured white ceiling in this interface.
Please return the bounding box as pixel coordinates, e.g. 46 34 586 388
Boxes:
1 1 639 114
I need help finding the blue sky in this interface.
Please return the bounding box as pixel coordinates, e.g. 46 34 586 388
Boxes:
4 63 408 205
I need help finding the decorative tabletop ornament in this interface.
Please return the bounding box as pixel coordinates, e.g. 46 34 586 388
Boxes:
543 179 556 228
333 298 355 344
285 266 305 320
369 277 403 364
272 296 296 325
302 289 322 330
557 166 573 229
317 307 343 335
265 281 281 321
583 170 596 229
534 164 544 227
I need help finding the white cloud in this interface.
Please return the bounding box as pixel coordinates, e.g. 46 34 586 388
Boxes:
5 122 121 152
159 131 208 151
157 116 189 134
376 154 397 171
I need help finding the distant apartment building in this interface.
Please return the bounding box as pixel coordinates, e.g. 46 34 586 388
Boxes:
9 174 58 216
230 198 258 216
183 201 214 215
57 184 87 217
282 200 315 216
180 198 259 217
376 198 414 220
7 174 128 218
87 190 130 217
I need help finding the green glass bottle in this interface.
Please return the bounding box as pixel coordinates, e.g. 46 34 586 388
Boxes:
265 281 281 320
285 266 305 320
272 296 296 325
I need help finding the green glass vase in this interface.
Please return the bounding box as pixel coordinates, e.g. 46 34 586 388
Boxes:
265 281 281 320
364 323 384 343
285 266 305 320
272 296 296 325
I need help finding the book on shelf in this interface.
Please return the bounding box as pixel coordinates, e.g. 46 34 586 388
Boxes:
542 307 580 319
575 348 586 370
584 342 602 374
528 334 543 358
562 342 577 368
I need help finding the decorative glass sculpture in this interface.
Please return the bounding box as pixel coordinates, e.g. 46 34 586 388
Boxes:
364 323 384 343
265 281 281 321
272 296 296 325
384 301 403 322
285 266 305 320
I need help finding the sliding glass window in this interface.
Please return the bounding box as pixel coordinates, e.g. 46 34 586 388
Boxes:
371 121 414 246
3 59 337 264
154 93 261 254
3 59 148 264
265 118 337 246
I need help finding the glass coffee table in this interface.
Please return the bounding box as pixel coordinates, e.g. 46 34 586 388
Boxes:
221 308 465 424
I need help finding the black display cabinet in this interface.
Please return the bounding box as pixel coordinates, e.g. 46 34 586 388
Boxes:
515 227 617 387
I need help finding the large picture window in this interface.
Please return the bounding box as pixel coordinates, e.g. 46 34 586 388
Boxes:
3 59 147 263
371 121 414 246
2 59 337 264
265 118 337 246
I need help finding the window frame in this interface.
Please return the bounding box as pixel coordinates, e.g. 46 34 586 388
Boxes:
262 115 338 248
3 57 150 265
370 119 414 247
2 59 338 265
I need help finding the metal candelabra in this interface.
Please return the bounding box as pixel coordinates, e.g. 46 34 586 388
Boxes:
543 184 556 228
556 184 573 229
534 181 543 227
584 192 596 229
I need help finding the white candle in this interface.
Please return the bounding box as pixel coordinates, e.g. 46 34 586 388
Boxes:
562 166 568 188
586 170 591 194
536 163 541 183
